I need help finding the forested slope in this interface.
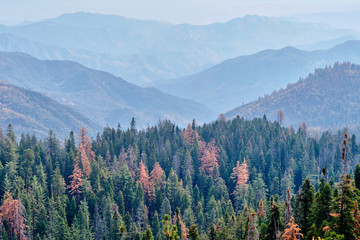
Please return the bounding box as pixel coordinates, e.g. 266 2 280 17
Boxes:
226 62 360 134
0 81 98 138
0 117 359 239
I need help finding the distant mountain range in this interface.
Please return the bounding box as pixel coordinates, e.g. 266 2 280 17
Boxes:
291 11 360 32
0 52 215 129
156 40 360 112
0 81 98 138
0 33 204 86
225 62 360 133
0 12 356 85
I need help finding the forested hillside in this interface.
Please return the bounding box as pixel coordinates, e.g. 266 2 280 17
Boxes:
156 41 360 112
226 62 360 134
0 81 98 138
0 117 359 239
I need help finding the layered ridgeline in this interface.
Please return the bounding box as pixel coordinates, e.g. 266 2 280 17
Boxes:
0 51 215 129
226 62 360 133
0 81 98 138
0 12 356 85
0 116 359 239
0 32 195 86
156 40 360 112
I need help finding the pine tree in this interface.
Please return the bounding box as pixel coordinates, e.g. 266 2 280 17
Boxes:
264 200 282 240
68 162 84 200
111 204 126 240
355 164 360 190
182 124 200 145
161 197 172 219
312 182 332 230
20 148 34 189
173 208 187 240
257 199 266 222
151 211 161 240
138 160 155 202
115 190 125 216
332 132 357 239
142 228 153 240
231 158 249 191
78 199 94 239
200 140 220 176
331 175 356 239
295 178 314 237
163 214 173 240
232 158 250 211
284 189 292 225
77 127 95 178
187 225 200 240
246 211 259 240
150 162 164 187
52 163 66 200
29 175 47 239
281 217 303 240
0 192 27 240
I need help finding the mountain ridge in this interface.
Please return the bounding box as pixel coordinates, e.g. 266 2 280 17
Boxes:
225 62 360 133
0 51 215 129
156 40 360 112
0 80 99 138
0 12 356 85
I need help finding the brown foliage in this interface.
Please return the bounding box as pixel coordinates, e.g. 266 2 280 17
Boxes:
68 162 83 199
182 123 201 145
231 158 249 190
257 199 266 220
138 160 155 201
77 127 95 177
200 139 220 176
173 210 188 240
0 192 27 240
217 114 227 122
281 216 303 240
150 162 164 187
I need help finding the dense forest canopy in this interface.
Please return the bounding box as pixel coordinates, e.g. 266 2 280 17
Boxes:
226 62 360 135
0 116 359 239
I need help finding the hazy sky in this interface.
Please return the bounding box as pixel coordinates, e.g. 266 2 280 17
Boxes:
1 0 360 25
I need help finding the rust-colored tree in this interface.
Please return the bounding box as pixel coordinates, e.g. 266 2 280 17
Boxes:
77 127 95 177
0 192 27 240
257 199 266 221
217 113 227 122
281 216 303 240
182 123 201 145
150 162 164 187
67 162 83 199
173 208 188 240
200 139 220 176
138 160 155 201
231 158 249 190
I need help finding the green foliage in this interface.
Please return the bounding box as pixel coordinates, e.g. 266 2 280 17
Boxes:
295 178 315 237
355 164 360 189
0 118 359 239
188 225 200 240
